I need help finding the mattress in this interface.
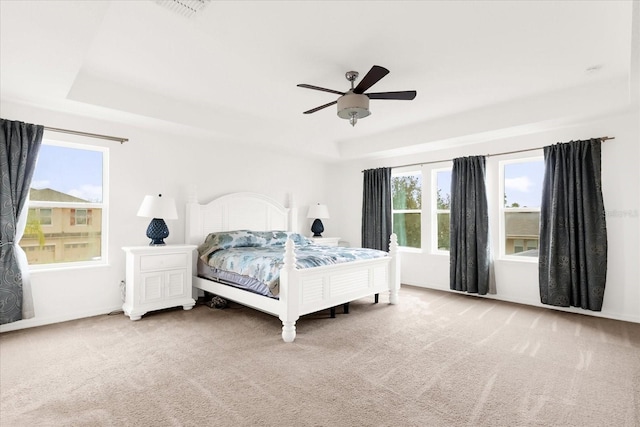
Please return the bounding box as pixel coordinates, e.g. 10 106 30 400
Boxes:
197 230 388 298
197 258 276 298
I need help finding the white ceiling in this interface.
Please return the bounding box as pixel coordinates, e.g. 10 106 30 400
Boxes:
0 0 636 161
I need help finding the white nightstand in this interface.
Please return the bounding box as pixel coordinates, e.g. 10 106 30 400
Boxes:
310 237 341 247
122 244 197 320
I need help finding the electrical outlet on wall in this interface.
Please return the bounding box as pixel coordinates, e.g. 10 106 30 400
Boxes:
119 280 126 303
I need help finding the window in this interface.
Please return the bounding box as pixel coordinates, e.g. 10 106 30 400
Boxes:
433 168 452 252
501 157 544 258
392 171 422 248
70 208 92 226
29 208 52 226
19 140 108 267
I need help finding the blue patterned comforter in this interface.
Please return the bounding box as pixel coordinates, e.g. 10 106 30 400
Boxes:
197 230 388 297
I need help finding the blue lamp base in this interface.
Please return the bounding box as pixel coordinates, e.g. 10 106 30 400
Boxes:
311 218 324 237
146 218 169 246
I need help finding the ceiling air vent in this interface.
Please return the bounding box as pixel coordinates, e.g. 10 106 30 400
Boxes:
155 0 211 18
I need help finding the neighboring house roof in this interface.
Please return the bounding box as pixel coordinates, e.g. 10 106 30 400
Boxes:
505 211 540 237
30 188 88 203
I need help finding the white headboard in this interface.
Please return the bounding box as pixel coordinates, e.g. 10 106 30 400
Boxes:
185 192 297 245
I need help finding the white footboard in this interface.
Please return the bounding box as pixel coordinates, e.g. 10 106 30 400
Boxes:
278 234 400 342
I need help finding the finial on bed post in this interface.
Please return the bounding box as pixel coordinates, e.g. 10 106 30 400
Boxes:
388 233 400 305
283 238 296 270
389 233 398 255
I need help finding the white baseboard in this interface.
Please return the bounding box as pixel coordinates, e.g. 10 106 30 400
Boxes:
403 283 640 324
0 305 123 333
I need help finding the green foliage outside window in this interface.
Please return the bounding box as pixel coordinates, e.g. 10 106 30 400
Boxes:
392 175 421 248
24 209 46 248
436 188 450 250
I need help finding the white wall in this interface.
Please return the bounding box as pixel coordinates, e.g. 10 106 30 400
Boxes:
327 111 640 323
1 101 330 332
2 101 637 330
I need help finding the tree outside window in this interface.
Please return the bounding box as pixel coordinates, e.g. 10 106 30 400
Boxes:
435 169 452 251
392 172 422 248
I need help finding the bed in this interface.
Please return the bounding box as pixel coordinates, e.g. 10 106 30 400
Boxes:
186 192 400 342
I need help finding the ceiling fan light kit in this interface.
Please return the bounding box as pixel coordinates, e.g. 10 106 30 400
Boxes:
337 92 370 127
298 65 416 127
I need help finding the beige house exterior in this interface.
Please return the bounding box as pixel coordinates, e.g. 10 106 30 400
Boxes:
20 188 102 265
504 211 540 256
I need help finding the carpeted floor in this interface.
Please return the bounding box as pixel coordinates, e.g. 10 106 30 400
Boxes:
1 285 639 426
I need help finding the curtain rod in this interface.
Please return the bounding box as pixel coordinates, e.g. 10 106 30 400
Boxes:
44 126 128 144
373 136 615 171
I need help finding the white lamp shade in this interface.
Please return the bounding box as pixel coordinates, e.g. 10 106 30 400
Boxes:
137 194 178 220
307 203 330 219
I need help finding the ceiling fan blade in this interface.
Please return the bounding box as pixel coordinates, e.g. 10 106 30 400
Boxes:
366 90 417 100
303 100 338 114
353 65 389 94
297 84 344 96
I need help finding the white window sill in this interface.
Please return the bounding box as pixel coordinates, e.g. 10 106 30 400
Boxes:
397 246 422 254
29 261 110 273
497 256 539 264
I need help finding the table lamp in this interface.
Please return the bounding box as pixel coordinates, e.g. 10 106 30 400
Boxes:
307 203 330 237
136 194 178 245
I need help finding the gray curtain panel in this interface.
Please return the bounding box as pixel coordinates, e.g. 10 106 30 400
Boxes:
362 167 392 251
539 139 607 311
0 119 44 324
449 156 491 295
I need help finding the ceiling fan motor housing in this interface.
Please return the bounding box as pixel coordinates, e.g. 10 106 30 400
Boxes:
337 92 371 119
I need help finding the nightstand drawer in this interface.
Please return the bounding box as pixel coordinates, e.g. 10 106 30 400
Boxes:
140 253 188 272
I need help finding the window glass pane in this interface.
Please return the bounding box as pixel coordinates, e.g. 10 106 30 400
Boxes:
30 145 103 203
436 170 451 209
504 160 544 208
393 212 421 248
392 174 422 209
435 169 451 252
392 172 422 249
504 211 540 256
437 212 450 250
20 142 105 265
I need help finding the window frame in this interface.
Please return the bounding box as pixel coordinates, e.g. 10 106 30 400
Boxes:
24 139 109 270
498 155 544 262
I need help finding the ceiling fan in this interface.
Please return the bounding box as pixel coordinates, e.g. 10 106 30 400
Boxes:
297 65 417 127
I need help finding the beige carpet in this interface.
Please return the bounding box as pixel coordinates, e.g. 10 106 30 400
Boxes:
1 286 639 427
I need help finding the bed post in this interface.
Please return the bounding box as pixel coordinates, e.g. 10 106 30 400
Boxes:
279 238 299 342
388 233 400 304
185 189 205 299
